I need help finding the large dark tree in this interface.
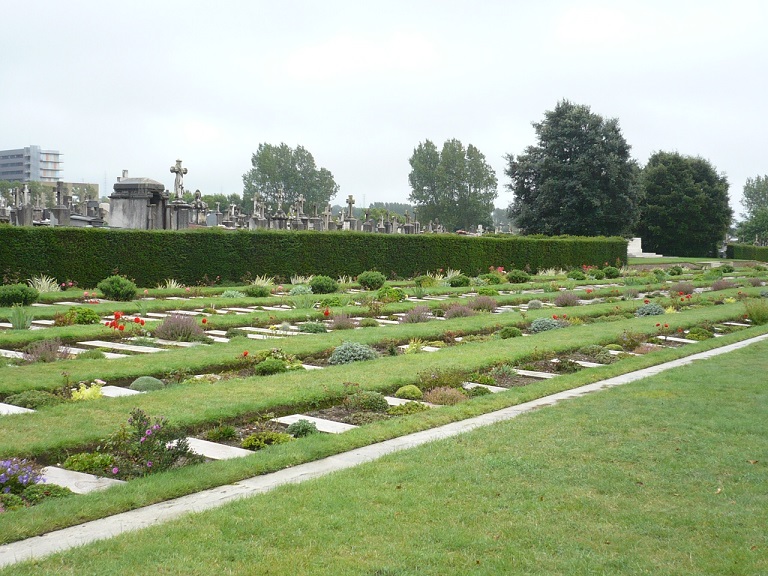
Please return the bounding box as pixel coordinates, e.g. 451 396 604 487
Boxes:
408 139 497 231
242 143 339 213
506 100 639 236
637 152 732 257
735 175 768 243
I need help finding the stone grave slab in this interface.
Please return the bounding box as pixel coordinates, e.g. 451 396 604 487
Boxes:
272 414 357 434
659 335 698 344
30 319 56 327
77 340 165 354
397 344 441 353
0 349 24 359
221 307 257 314
514 369 557 379
723 321 751 327
186 438 254 460
240 327 298 337
551 358 605 368
246 333 281 340
101 385 144 398
301 364 323 370
131 338 201 348
463 382 507 393
30 302 53 307
41 466 126 494
146 312 169 319
168 309 202 316
166 297 192 301
0 402 35 415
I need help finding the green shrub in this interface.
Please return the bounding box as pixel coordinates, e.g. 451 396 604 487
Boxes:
329 312 356 330
603 266 621 279
96 275 137 301
204 425 237 442
8 303 34 329
527 299 543 310
79 349 106 360
567 269 586 280
62 452 116 475
319 295 343 307
424 386 468 405
244 285 272 298
449 274 470 287
22 483 73 505
591 269 605 280
394 385 423 400
0 283 39 307
328 341 379 365
299 321 327 333
720 264 735 273
466 385 492 398
478 273 504 285
357 270 386 291
477 287 499 296
241 431 293 450
669 265 684 276
387 401 429 416
469 296 498 312
529 317 563 333
744 298 768 325
414 275 437 287
377 286 406 303
498 326 522 339
686 326 713 340
288 285 312 296
4 389 64 409
344 390 389 413
68 306 102 325
129 376 166 391
285 419 319 438
253 357 287 376
220 289 246 298
359 317 379 328
506 269 530 283
309 275 339 294
418 369 465 391
635 303 665 317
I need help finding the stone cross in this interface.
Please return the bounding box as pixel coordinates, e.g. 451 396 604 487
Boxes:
56 181 64 207
312 203 319 218
22 183 29 205
170 159 187 200
296 194 305 215
275 186 285 212
322 203 332 228
346 194 355 219
216 202 221 214
405 210 411 224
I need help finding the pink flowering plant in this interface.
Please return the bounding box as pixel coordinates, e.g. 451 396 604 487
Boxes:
104 408 201 479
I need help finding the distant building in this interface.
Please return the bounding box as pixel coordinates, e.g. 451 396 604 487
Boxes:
0 145 62 182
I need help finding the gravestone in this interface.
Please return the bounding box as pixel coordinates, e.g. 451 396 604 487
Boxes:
109 171 168 229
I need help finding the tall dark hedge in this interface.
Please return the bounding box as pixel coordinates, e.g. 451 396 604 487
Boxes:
726 243 768 262
0 227 626 287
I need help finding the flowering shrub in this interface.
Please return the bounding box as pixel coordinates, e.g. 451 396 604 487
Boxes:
329 312 356 330
400 305 431 323
469 296 498 312
104 408 200 479
154 314 208 342
669 282 695 295
23 338 67 363
0 458 44 495
423 386 468 405
71 381 104 401
554 291 580 307
443 304 476 319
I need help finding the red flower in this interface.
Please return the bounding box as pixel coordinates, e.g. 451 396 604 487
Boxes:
552 314 559 320
678 291 684 296
586 289 593 294
140 319 145 326
686 294 691 299
201 318 208 324
664 324 669 328
655 323 661 327
114 311 121 320
562 314 567 319
118 324 125 331
242 350 249 357
324 307 330 317
680 297 685 302
134 317 141 324
644 299 650 304
104 321 110 327
677 327 683 333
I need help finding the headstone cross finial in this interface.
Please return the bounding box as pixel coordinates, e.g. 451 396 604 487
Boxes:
346 194 355 219
170 159 188 200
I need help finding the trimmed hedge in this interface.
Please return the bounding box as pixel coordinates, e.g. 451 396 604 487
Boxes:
727 243 768 262
0 227 627 287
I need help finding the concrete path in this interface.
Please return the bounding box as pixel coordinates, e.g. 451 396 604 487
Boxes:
1 333 766 568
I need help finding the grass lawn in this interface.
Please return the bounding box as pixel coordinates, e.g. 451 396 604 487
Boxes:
5 335 766 574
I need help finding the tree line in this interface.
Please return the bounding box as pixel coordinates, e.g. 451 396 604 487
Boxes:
234 100 760 256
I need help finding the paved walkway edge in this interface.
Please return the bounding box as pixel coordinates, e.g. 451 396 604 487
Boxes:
2 333 766 568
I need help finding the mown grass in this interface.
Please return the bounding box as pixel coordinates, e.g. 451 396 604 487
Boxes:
3 332 766 575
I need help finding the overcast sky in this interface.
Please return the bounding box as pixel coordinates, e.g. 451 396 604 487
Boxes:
3 0 766 217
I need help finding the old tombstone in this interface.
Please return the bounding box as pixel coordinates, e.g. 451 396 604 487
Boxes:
109 171 168 229
170 160 188 200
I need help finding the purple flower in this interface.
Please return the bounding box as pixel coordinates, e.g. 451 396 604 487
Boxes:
145 429 152 436
147 461 152 468
112 467 119 474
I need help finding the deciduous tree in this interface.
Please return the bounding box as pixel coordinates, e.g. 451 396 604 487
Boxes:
736 175 768 243
637 152 732 257
408 139 497 231
506 100 639 236
242 143 339 213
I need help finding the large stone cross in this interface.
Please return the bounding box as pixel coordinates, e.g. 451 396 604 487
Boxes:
275 185 285 212
296 193 305 215
170 159 187 200
346 194 355 219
